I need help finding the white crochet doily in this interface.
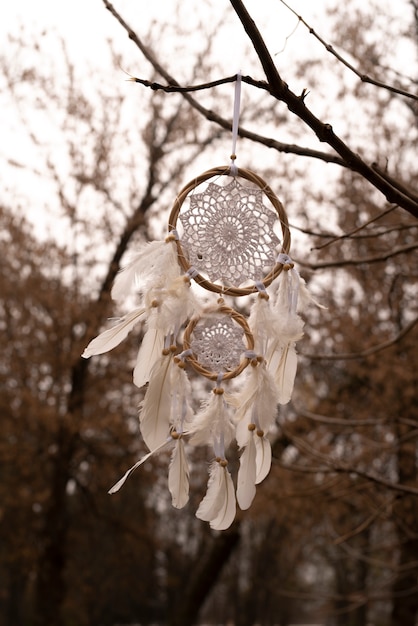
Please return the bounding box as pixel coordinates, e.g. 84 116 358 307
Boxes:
190 314 246 372
179 178 280 286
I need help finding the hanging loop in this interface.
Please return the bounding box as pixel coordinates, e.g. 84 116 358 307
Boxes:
230 72 242 175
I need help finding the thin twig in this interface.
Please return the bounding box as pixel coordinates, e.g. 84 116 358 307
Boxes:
301 315 418 361
312 205 397 251
298 243 418 270
294 407 385 427
294 220 417 243
129 73 268 93
332 501 392 545
286 430 418 496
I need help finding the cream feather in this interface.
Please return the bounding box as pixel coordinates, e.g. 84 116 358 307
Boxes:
237 431 257 510
273 263 298 312
111 239 180 301
255 435 272 484
188 391 234 451
233 363 278 448
108 438 171 494
196 461 225 522
266 310 303 405
269 342 298 405
133 275 200 388
133 307 165 388
196 461 236 531
158 275 201 337
168 438 189 509
209 466 236 531
233 368 261 449
264 267 305 404
248 294 280 356
255 365 279 433
169 363 193 434
82 307 146 358
139 353 173 451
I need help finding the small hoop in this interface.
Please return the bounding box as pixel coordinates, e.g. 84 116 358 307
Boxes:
168 165 291 297
182 304 255 381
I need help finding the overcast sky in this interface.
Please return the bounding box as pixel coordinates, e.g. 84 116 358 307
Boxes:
0 0 319 72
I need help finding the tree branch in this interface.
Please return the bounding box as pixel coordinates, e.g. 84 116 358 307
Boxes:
103 1 345 168
229 0 418 218
298 243 418 270
129 73 268 93
285 429 418 496
301 315 418 361
278 0 418 102
106 1 402 178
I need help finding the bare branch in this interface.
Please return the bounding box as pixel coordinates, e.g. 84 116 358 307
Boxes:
128 73 268 93
332 502 393 546
278 0 418 102
228 0 418 218
294 407 386 427
103 0 418 217
298 243 418 270
301 315 418 361
286 430 418 496
312 206 398 251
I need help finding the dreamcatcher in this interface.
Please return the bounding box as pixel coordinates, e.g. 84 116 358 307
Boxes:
82 75 318 530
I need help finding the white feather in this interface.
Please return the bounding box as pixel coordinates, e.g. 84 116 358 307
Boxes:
139 353 173 451
256 365 279 433
196 461 225 522
169 363 193 434
233 369 261 449
108 438 171 494
237 432 257 510
209 466 236 531
82 307 146 358
188 392 234 451
196 461 236 531
248 295 279 356
272 267 298 313
133 275 200 388
168 438 189 509
265 269 304 405
267 291 303 389
111 239 180 301
233 364 278 447
255 435 272 484
133 307 165 388
159 275 201 336
269 342 298 405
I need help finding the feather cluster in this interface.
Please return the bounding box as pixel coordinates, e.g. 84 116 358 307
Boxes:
83 232 317 530
82 237 200 389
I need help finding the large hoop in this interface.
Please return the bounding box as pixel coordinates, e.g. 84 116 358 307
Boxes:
168 166 291 297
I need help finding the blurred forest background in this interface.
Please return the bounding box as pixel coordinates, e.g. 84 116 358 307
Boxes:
1 0 418 625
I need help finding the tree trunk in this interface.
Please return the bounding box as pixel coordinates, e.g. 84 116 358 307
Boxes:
168 524 240 626
5 564 26 626
390 423 418 626
32 360 86 626
32 431 75 626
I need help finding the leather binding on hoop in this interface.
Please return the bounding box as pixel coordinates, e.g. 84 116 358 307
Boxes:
182 303 255 381
168 165 291 297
